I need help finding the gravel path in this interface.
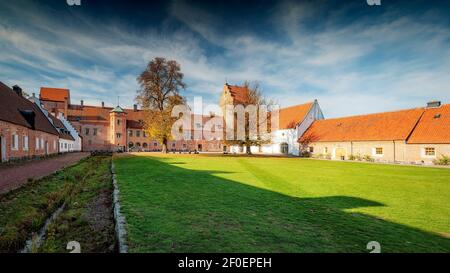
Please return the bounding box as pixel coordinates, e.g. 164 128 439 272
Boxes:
0 152 90 194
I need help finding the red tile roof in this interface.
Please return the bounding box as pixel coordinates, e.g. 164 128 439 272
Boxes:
300 108 425 142
0 82 59 136
40 87 70 102
226 84 249 104
278 102 313 129
407 104 450 144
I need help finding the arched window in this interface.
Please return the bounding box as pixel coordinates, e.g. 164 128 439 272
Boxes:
143 143 148 148
128 142 134 148
136 142 141 147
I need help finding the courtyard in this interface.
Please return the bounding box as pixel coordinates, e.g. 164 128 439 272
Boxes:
113 153 450 253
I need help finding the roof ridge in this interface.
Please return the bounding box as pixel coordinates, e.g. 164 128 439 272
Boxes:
317 106 426 122
279 101 314 111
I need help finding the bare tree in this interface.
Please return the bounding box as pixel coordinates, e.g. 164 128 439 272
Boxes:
298 133 319 157
136 57 186 153
223 81 273 155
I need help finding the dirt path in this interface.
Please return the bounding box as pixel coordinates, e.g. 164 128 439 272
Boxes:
0 152 90 194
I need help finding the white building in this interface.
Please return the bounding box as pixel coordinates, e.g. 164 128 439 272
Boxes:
29 94 81 153
57 113 82 152
262 100 324 156
220 84 324 156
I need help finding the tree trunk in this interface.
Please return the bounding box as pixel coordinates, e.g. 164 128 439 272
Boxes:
246 143 252 155
162 138 168 153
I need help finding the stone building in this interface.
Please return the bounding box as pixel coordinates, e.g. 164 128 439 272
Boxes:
300 101 450 164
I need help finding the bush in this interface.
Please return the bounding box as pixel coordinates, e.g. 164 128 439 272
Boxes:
300 151 311 158
363 155 374 162
433 155 450 165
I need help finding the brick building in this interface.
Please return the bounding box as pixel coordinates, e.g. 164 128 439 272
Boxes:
39 87 224 152
0 82 60 162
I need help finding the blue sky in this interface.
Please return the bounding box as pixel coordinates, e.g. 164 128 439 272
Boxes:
1 0 450 118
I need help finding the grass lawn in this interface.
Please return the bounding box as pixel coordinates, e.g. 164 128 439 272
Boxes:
114 153 450 253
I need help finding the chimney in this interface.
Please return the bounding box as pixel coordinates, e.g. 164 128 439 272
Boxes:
32 93 36 98
80 100 84 107
134 104 138 111
12 85 23 97
427 101 441 108
102 101 105 108
64 97 68 117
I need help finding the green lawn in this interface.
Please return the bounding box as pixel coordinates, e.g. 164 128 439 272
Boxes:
114 153 450 253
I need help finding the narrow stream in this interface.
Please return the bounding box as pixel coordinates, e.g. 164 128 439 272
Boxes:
20 203 66 253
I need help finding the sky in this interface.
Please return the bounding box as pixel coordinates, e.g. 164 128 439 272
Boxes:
1 0 450 118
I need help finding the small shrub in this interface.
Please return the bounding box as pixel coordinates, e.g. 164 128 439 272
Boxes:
300 151 311 158
348 154 356 160
363 155 374 162
433 155 450 165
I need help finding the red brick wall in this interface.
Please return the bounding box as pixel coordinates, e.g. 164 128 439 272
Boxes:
0 120 59 162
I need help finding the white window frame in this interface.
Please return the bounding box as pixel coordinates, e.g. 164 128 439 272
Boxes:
23 135 29 151
11 134 19 150
36 137 40 150
373 147 384 157
422 147 436 158
40 138 44 149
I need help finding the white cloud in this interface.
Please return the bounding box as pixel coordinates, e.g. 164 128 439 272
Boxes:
0 0 449 118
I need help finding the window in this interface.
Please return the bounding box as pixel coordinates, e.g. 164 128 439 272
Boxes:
40 138 44 149
64 143 67 149
309 146 314 153
172 143 176 148
116 133 121 139
425 147 436 156
183 144 187 148
143 143 148 148
136 130 140 137
88 140 92 145
324 147 328 154
375 147 383 155
117 119 121 125
154 142 158 147
11 134 19 150
128 130 133 137
61 143 63 148
136 142 141 147
36 137 40 150
143 131 147 137
85 128 89 135
281 143 289 154
93 128 97 136
23 135 29 151
196 123 202 129
54 140 56 150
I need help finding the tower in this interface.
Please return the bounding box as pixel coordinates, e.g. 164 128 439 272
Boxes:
110 106 127 151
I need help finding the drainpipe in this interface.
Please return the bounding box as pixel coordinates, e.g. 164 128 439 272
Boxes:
393 140 396 163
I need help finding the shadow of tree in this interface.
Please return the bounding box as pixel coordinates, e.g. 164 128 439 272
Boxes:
115 155 450 253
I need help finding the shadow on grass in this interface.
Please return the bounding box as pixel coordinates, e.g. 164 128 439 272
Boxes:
115 155 450 253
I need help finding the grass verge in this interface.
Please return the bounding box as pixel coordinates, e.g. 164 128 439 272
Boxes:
0 156 115 253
